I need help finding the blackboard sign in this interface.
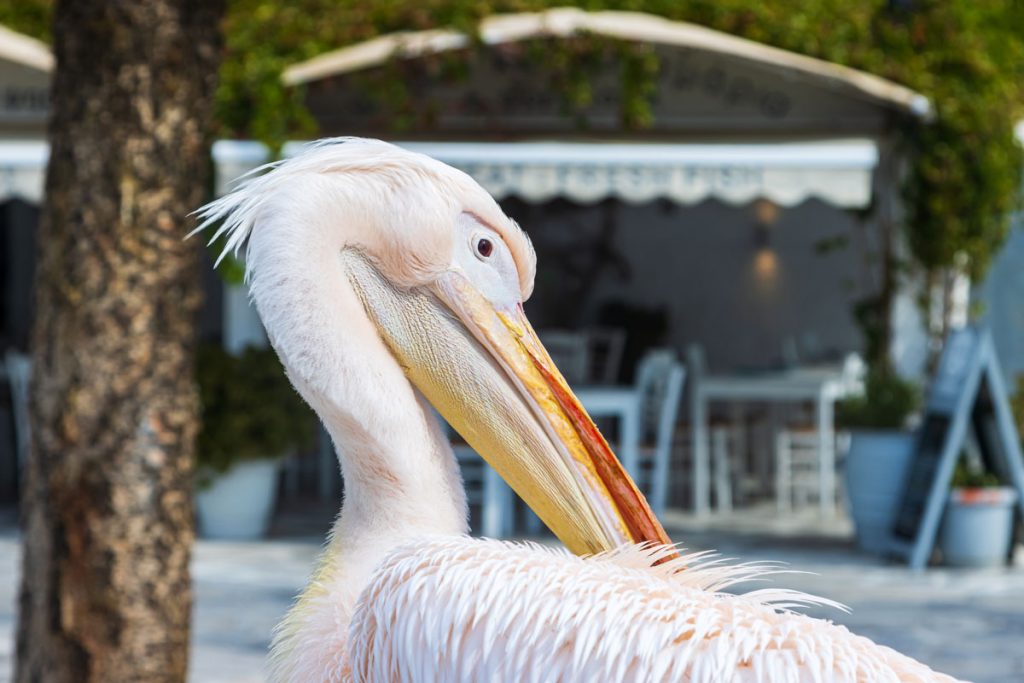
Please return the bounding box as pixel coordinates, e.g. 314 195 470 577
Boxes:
892 414 951 541
889 327 1024 569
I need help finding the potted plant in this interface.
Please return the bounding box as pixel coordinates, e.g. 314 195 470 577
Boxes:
195 344 315 539
939 461 1017 567
838 368 920 553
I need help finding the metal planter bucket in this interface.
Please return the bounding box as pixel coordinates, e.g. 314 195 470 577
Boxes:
196 459 280 540
843 430 914 554
940 487 1018 567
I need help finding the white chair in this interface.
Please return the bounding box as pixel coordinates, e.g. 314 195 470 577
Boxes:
672 423 748 513
775 429 833 513
537 330 590 385
586 328 627 385
671 344 745 516
633 350 686 517
5 350 31 468
538 328 626 386
710 427 734 512
523 348 684 534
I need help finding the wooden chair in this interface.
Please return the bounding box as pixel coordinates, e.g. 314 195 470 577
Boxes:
586 327 627 385
673 345 755 513
633 350 686 517
523 348 684 534
775 428 836 513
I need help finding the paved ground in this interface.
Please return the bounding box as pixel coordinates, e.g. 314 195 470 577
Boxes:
1 506 1022 682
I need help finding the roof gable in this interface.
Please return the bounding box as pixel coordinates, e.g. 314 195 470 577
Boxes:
0 24 52 74
285 8 930 124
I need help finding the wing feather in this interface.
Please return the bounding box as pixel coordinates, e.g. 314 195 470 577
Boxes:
348 537 961 682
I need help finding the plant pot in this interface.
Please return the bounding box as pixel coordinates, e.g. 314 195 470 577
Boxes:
940 487 1018 567
196 459 280 540
843 430 914 554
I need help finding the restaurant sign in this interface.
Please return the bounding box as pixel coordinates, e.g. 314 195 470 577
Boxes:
463 163 870 207
889 327 1024 569
0 61 49 125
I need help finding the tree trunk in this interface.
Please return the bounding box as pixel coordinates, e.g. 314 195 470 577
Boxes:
16 2 224 681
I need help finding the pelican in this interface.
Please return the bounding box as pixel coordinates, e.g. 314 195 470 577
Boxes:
197 138 959 683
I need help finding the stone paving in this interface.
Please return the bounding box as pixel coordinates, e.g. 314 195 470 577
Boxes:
1 507 1022 682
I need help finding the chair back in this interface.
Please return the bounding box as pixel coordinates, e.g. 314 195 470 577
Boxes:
654 365 686 452
5 351 31 466
452 445 512 539
685 343 706 399
586 328 626 385
635 349 678 441
840 352 866 397
538 330 589 385
634 350 686 514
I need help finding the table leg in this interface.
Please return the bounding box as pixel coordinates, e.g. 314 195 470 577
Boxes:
621 403 640 482
692 389 709 516
817 391 836 516
712 428 732 513
483 464 504 538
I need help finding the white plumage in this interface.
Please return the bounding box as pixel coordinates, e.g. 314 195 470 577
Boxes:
351 539 956 683
197 138 961 683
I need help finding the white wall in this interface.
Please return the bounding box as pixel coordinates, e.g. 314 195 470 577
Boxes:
982 121 1024 389
977 217 1024 389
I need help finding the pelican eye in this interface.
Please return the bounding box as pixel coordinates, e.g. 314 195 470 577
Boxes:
475 237 494 259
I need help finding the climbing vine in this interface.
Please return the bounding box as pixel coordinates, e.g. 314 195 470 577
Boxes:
217 1 1024 370
2 0 1023 369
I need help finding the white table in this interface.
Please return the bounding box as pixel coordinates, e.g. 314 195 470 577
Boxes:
575 386 642 478
455 386 643 539
519 384 643 537
690 369 847 517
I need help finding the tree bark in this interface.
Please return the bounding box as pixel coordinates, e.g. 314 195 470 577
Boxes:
16 2 224 681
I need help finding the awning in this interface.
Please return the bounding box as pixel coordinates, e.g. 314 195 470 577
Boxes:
0 24 53 73
378 140 878 208
283 8 930 120
0 140 272 204
0 139 876 209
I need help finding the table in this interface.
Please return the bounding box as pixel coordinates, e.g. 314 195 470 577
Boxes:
690 369 847 517
575 385 642 478
457 385 643 539
520 385 643 537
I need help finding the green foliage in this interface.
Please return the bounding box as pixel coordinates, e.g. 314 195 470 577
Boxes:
196 344 315 483
836 368 921 430
852 293 894 376
206 233 247 286
0 0 51 43
210 2 1023 366
4 1 1024 365
950 459 1001 488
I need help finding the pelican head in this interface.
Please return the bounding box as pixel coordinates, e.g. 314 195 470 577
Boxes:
199 138 671 556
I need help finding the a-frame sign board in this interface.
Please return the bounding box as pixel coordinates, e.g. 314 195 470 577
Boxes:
889 327 1024 570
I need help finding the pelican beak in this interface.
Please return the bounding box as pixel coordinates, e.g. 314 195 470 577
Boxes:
431 271 675 555
344 250 674 557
